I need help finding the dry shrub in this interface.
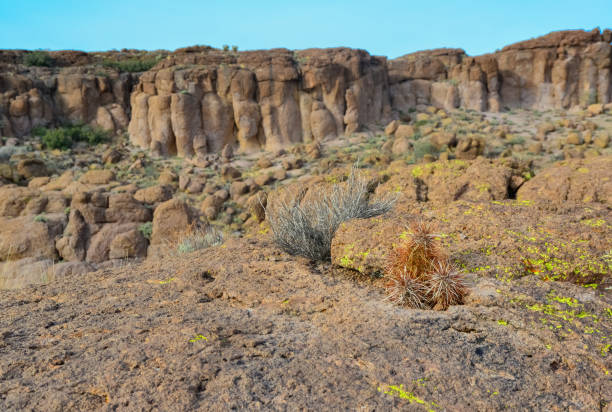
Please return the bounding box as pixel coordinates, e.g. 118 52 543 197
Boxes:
266 166 397 261
384 220 466 310
176 225 224 254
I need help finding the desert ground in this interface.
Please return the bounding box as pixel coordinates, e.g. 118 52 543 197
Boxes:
0 29 611 410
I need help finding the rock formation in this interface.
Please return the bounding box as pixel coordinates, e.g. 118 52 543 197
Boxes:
1 28 611 156
127 47 391 155
0 57 136 137
389 28 612 113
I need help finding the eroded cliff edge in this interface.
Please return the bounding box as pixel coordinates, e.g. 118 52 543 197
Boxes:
1 28 611 155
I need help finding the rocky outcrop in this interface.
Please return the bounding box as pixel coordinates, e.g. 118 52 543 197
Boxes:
389 28 612 113
1 28 611 156
0 65 136 137
517 156 612 204
127 47 391 155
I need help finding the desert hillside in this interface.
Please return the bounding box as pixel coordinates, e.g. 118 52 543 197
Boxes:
0 28 611 410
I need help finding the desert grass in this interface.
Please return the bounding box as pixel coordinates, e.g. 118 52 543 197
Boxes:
266 165 397 261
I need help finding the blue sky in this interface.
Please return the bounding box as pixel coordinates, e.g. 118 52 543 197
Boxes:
1 1 610 58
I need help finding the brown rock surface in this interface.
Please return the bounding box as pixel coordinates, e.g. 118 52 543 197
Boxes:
150 198 200 245
0 221 609 409
134 184 174 204
0 213 65 261
517 156 612 204
378 158 519 203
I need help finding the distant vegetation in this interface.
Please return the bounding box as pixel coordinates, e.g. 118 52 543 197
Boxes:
23 51 54 67
32 124 109 150
101 55 163 72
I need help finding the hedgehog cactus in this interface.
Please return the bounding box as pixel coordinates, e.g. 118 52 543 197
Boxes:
384 220 466 310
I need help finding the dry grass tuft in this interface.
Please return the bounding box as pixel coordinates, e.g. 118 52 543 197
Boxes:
266 165 396 261
176 226 224 254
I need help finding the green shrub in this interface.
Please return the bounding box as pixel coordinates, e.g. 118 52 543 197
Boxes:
412 140 439 161
231 45 238 52
24 51 54 67
102 56 162 72
138 222 153 240
41 128 73 150
33 214 48 223
37 124 109 150
222 44 230 51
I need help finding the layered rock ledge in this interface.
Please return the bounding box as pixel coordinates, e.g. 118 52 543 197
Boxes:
1 28 611 156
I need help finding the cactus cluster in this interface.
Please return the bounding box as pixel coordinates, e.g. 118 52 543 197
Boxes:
384 221 467 310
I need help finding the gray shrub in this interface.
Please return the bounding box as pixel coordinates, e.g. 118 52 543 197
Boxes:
266 166 396 261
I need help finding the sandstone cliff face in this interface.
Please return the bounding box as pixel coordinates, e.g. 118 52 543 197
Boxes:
0 65 136 138
389 28 612 114
1 29 611 156
127 47 391 155
0 49 166 138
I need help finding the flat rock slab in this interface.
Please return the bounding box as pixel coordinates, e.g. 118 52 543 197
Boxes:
0 233 610 410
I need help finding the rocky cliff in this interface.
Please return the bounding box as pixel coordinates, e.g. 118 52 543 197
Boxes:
128 47 390 156
1 28 611 155
389 28 612 114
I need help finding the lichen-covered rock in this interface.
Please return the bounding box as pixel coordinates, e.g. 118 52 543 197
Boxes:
378 158 519 203
517 156 612 204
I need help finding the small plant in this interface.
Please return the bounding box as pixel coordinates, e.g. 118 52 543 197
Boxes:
425 260 467 309
33 214 48 223
35 124 109 150
412 140 438 162
138 222 153 240
266 165 396 261
386 221 445 276
102 56 162 72
222 44 230 52
506 136 526 146
384 220 466 310
231 45 238 52
384 267 429 309
24 50 54 67
176 227 223 254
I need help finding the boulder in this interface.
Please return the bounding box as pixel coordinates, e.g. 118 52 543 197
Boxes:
0 213 65 261
109 228 148 260
378 158 515 203
134 184 174 204
86 223 142 263
56 209 89 261
394 124 415 139
384 120 399 136
455 137 484 160
150 198 200 245
391 138 411 156
105 193 152 223
16 158 48 179
593 131 610 148
517 156 612 204
79 169 115 185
